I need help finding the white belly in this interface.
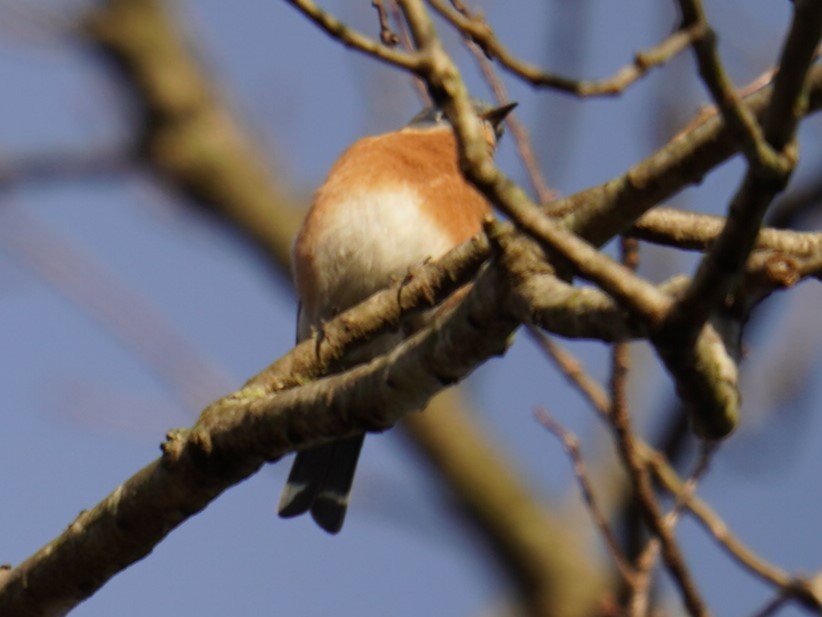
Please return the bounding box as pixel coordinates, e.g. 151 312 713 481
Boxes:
300 186 453 328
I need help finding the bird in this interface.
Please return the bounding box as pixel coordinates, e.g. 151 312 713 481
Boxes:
278 99 517 534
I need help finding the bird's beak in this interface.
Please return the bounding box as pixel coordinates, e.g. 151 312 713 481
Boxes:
480 101 518 133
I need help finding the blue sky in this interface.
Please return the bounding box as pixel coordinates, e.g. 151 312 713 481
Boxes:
1 1 821 615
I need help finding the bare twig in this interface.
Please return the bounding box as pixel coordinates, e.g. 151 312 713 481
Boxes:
652 450 822 609
609 344 709 617
442 0 555 202
627 444 715 615
526 325 611 416
535 409 635 583
645 449 785 589
0 210 230 412
408 398 603 617
676 0 788 172
387 0 430 102
549 64 822 247
428 0 705 97
671 45 822 140
0 147 133 190
371 0 399 46
285 0 420 70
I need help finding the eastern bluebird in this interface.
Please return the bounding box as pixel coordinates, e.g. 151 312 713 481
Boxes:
278 99 517 533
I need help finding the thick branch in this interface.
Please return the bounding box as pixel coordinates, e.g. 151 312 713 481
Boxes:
83 0 303 276
551 64 822 247
630 207 822 256
0 250 519 617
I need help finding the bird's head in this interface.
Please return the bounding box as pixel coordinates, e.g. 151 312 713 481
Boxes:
407 98 517 142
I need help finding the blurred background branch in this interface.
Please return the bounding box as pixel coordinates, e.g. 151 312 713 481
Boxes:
1 0 821 616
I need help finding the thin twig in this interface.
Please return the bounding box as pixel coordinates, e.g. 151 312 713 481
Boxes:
672 44 822 139
444 0 555 202
611 237 658 617
642 449 822 612
675 0 788 173
535 409 636 583
628 443 715 615
0 147 133 190
371 0 399 46
748 594 789 617
388 0 430 103
530 301 819 611
285 0 420 71
472 48 555 203
428 0 705 97
643 449 799 593
526 324 611 417
609 340 709 616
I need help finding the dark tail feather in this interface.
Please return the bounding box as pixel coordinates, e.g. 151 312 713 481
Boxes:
310 435 365 533
278 443 335 518
278 435 365 534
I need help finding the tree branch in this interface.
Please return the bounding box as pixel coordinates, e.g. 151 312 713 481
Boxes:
660 0 822 359
428 0 705 97
550 63 822 247
397 1 739 437
630 207 822 257
8 1 822 614
0 242 519 617
609 339 708 617
83 0 303 277
285 0 420 70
